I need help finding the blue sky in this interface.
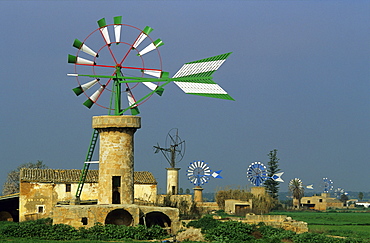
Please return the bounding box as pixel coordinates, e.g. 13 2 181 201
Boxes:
0 1 369 195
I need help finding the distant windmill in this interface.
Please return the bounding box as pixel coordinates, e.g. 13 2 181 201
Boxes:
186 160 222 203
154 128 185 195
322 177 334 194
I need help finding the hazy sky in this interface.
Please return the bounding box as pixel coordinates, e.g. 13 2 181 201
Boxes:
0 1 369 195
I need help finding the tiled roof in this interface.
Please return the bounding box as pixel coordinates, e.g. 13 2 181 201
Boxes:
20 168 157 185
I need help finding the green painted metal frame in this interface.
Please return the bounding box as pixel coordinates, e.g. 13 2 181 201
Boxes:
75 129 99 199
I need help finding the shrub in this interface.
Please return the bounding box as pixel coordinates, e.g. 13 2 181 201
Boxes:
258 225 296 241
204 220 256 242
186 214 221 233
0 218 167 241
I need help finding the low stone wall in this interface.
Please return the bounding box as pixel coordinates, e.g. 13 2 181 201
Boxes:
242 214 308 234
53 204 181 233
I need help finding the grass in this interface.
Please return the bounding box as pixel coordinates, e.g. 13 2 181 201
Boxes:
270 210 370 241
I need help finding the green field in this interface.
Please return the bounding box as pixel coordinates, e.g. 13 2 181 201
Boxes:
271 211 370 241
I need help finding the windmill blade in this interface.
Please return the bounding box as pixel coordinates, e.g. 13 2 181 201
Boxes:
113 16 122 44
83 85 105 109
271 172 284 182
141 82 163 96
72 79 99 96
68 54 95 65
138 39 164 56
126 89 140 115
97 18 111 45
133 26 153 48
73 39 98 57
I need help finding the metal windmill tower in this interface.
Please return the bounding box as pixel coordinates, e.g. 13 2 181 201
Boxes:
154 128 185 194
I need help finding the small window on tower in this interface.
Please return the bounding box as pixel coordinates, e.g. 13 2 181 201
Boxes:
37 205 45 214
81 217 88 225
66 184 71 192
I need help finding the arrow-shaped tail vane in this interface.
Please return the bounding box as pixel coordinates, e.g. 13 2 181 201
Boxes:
173 52 234 101
211 170 223 179
306 184 314 190
271 172 284 182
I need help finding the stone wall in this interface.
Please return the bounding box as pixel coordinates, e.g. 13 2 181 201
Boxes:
52 204 181 233
243 214 308 234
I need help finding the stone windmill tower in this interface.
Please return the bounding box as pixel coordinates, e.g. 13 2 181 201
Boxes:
93 115 140 204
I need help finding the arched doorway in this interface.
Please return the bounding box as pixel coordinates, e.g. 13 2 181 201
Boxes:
139 211 171 228
105 209 133 226
0 211 13 222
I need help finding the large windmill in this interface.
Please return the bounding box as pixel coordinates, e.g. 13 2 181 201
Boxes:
68 17 234 116
67 16 234 201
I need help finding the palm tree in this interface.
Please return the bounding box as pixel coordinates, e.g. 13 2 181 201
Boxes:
289 178 304 209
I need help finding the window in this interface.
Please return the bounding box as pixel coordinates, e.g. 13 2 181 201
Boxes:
319 199 323 202
66 184 71 192
81 217 88 225
307 200 310 204
112 176 121 188
112 176 121 204
37 205 45 214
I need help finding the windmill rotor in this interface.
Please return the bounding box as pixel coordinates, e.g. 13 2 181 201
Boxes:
68 17 234 116
154 128 185 168
186 160 222 187
322 177 334 193
68 17 165 115
246 162 268 187
334 187 347 199
246 162 284 187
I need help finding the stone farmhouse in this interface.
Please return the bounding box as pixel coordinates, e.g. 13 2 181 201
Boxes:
298 193 344 211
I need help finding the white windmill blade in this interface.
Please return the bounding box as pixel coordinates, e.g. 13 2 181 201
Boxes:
72 79 99 96
142 82 158 91
97 18 111 45
113 16 122 44
133 26 153 49
83 85 105 109
125 89 140 115
138 39 164 56
73 39 98 57
173 53 234 101
144 70 162 78
68 55 95 65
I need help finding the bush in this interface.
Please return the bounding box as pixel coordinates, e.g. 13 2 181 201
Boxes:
0 218 167 241
258 225 296 241
186 214 221 233
205 220 256 242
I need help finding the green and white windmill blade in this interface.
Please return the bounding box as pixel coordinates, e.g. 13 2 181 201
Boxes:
119 79 172 115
